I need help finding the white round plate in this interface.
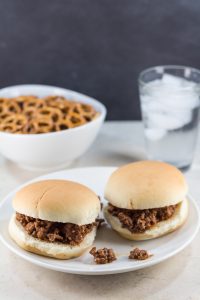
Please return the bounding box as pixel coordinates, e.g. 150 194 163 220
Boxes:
0 167 199 275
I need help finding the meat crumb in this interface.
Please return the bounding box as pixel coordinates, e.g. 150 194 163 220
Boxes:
129 248 151 260
89 247 116 264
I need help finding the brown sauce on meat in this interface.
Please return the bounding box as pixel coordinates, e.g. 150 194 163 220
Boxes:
108 203 178 233
16 213 96 246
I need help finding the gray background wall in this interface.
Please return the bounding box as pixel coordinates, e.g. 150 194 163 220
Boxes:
0 0 199 120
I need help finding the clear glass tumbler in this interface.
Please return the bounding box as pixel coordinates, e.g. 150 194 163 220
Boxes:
138 65 200 171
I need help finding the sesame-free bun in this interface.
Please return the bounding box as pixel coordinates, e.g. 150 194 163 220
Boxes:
9 215 96 259
13 180 100 225
105 161 188 209
104 199 188 240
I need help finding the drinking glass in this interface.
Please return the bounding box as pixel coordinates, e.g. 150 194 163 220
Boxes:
138 65 200 171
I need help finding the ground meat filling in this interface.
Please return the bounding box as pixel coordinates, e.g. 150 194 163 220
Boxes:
89 247 116 264
16 213 96 246
108 203 178 233
129 248 151 260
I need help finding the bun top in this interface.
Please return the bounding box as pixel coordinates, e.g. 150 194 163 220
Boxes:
104 161 188 209
13 180 100 225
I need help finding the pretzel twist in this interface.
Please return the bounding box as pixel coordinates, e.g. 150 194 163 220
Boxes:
0 114 27 133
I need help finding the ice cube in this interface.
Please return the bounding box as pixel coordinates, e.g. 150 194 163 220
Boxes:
184 67 191 79
155 92 199 109
147 110 192 130
142 80 199 110
145 128 166 141
162 73 184 86
142 100 171 117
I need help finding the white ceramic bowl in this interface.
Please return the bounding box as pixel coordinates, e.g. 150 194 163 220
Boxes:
0 85 106 171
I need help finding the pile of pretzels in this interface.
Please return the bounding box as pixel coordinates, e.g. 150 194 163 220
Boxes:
0 95 99 134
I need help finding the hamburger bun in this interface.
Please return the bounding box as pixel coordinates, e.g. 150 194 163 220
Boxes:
105 161 188 210
10 179 100 259
104 199 188 241
9 214 96 259
104 161 188 240
13 179 100 225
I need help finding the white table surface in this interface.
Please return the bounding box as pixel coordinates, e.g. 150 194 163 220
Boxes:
0 121 200 300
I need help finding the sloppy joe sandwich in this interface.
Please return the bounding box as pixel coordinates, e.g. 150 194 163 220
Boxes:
9 180 100 259
104 161 188 240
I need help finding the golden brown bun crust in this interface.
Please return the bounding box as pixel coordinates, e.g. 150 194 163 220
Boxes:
105 161 188 209
13 180 100 225
104 199 188 240
9 215 96 259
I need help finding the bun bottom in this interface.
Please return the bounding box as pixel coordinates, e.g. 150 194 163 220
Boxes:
9 215 96 259
104 199 188 241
